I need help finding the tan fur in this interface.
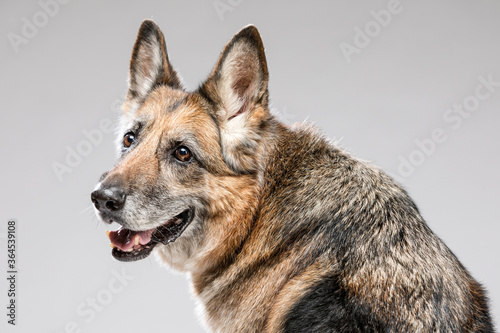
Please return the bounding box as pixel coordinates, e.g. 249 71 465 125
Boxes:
266 259 333 332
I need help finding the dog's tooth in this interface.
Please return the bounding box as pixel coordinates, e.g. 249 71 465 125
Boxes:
105 230 110 239
126 248 134 252
109 243 116 249
134 235 140 246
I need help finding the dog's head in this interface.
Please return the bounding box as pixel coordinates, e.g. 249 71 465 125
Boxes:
91 20 271 268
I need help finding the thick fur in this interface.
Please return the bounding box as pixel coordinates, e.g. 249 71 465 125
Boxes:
93 20 493 332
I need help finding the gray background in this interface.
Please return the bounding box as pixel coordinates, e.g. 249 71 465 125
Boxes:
1 0 499 332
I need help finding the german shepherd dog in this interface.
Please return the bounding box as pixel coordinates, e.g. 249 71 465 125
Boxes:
91 20 493 332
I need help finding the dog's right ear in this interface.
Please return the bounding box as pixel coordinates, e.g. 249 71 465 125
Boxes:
126 20 182 105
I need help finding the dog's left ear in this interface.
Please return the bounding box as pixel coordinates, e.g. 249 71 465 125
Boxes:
200 25 269 173
126 20 182 105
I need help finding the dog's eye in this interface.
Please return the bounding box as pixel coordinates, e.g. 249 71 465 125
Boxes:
174 146 193 163
123 132 135 148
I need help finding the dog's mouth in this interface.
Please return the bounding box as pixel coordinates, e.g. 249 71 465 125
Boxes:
106 209 194 262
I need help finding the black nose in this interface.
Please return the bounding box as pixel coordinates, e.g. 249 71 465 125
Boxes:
91 187 126 212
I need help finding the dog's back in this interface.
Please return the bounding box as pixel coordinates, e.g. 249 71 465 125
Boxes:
192 122 493 332
264 125 492 332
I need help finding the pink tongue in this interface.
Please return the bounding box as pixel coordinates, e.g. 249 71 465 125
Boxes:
108 227 154 251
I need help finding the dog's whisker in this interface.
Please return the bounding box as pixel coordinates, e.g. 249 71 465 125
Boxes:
79 205 94 215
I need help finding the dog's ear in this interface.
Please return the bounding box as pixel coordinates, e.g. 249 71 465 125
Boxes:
126 20 182 105
200 25 269 173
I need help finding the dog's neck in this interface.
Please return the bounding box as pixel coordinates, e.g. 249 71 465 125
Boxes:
187 120 310 332
192 118 282 268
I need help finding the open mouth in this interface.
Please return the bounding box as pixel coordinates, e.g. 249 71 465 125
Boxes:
106 209 194 262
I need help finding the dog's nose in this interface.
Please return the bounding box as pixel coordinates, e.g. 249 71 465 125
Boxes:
91 187 126 212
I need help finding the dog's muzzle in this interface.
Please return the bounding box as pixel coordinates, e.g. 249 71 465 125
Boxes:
91 181 195 262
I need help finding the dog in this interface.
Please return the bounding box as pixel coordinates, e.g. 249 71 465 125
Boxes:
91 20 493 332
